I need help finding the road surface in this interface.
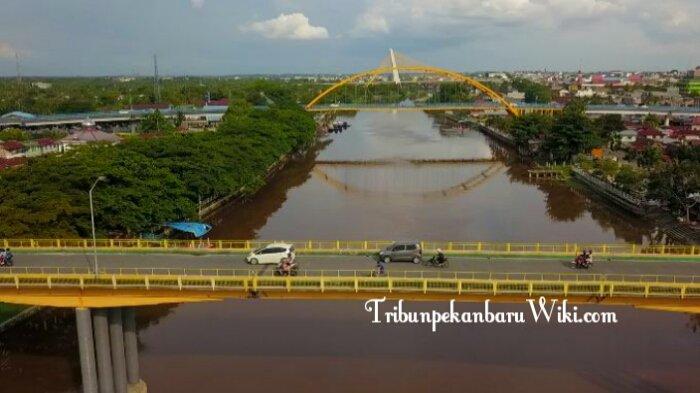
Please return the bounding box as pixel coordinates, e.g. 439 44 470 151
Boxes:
5 252 700 278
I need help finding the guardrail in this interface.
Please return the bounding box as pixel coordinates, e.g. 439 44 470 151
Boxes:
0 270 698 300
1 267 699 284
2 239 699 257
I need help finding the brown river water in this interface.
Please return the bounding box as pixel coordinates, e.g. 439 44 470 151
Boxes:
2 112 698 392
208 111 665 243
1 302 699 392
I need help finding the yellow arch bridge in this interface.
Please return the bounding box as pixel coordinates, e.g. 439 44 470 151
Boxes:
304 52 563 117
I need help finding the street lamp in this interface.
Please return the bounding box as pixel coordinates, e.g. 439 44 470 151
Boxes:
89 176 107 275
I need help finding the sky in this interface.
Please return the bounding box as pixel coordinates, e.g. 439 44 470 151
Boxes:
0 0 699 76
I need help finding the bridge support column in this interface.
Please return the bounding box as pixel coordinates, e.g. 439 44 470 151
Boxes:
123 308 140 386
109 308 128 393
93 309 115 393
76 308 99 393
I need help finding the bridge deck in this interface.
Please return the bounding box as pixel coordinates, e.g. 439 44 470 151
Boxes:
1 253 699 310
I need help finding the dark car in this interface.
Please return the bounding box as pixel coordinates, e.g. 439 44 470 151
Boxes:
378 241 422 264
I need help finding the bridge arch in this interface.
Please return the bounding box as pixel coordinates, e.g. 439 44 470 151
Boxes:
306 65 521 117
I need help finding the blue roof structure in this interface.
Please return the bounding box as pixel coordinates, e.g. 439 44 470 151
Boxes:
165 221 212 238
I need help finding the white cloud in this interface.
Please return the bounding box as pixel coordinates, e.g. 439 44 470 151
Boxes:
0 42 16 58
356 8 390 34
242 13 329 40
353 0 699 37
189 0 205 9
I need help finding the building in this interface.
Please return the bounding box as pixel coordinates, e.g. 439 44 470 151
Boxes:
60 129 122 149
693 117 700 132
506 90 525 101
618 129 637 145
695 66 700 78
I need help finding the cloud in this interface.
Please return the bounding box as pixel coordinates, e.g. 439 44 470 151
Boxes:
352 0 700 38
355 8 390 34
189 0 205 9
0 41 16 58
242 13 329 40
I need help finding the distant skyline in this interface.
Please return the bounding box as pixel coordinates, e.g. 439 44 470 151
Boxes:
1 0 699 76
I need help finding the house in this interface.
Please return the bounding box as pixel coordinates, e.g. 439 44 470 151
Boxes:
637 127 663 141
692 117 700 132
1 140 26 158
60 129 122 149
506 90 525 101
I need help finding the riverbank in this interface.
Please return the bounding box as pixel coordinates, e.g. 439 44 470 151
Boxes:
0 304 38 333
0 100 317 239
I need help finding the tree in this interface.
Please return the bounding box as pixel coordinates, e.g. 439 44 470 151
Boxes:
643 113 660 128
614 165 644 193
140 110 175 133
174 111 185 128
509 113 552 151
0 128 29 142
637 145 663 168
594 114 625 141
648 160 700 222
539 99 602 163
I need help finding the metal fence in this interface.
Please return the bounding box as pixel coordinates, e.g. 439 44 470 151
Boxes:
2 238 699 257
0 270 698 300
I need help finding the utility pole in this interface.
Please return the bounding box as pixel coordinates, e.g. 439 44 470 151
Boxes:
15 52 22 110
15 52 22 86
153 54 161 103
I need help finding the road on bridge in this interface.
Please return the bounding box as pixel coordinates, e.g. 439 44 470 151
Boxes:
9 253 700 277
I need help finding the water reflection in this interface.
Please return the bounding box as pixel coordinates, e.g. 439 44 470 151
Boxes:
209 111 675 243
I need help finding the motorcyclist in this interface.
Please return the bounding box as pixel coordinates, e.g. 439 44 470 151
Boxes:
584 249 593 267
0 248 6 266
435 248 447 265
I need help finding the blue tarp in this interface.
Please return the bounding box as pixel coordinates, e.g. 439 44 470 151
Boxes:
165 222 212 238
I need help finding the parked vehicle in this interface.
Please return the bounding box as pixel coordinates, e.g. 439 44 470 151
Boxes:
245 243 296 265
378 241 422 264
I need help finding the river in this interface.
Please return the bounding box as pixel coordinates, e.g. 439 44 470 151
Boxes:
1 302 699 392
209 111 664 243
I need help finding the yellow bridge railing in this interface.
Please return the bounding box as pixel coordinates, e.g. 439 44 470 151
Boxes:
0 270 699 305
2 239 700 257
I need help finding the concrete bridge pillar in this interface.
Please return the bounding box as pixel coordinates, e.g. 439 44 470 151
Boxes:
75 308 99 393
76 307 146 393
123 308 140 385
93 309 115 393
109 308 128 393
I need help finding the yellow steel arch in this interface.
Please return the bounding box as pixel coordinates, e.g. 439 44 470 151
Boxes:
306 66 521 117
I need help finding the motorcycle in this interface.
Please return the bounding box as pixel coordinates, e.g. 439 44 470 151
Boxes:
424 254 449 268
0 249 13 267
571 254 592 269
274 257 299 276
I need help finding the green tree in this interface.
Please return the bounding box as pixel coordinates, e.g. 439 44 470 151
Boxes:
614 165 644 193
637 146 663 168
509 113 552 150
539 99 602 162
648 160 700 222
643 113 660 128
140 110 175 133
593 114 625 141
0 128 29 142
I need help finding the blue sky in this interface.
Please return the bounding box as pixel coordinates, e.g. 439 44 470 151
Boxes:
1 0 698 76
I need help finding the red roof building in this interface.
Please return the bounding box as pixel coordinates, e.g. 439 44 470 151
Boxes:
637 127 663 140
2 140 25 152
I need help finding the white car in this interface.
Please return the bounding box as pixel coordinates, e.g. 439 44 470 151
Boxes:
245 243 295 265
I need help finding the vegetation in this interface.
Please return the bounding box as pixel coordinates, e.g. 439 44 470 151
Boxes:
0 87 316 238
511 78 552 103
0 77 320 115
